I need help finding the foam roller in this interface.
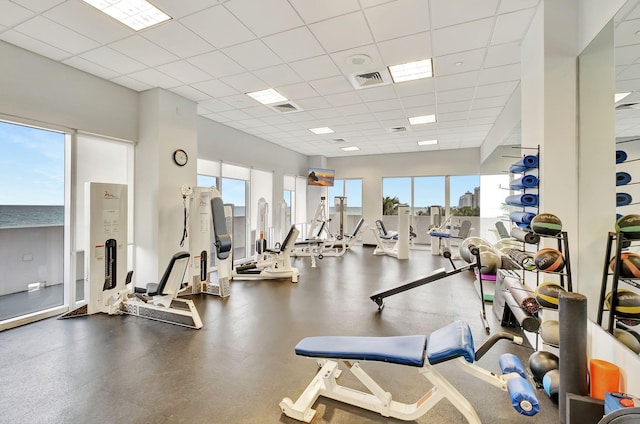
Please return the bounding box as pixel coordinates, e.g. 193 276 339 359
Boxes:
507 249 537 271
509 211 537 225
509 155 539 173
616 150 628 164
510 175 539 190
505 194 539 207
617 193 632 207
616 172 632 186
507 375 540 416
499 353 526 378
503 292 541 332
510 227 540 244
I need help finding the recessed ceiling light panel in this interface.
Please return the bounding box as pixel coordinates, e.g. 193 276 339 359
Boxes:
615 92 632 103
246 88 288 105
408 114 436 125
341 146 359 151
309 127 334 135
417 139 438 146
388 59 433 83
82 0 171 31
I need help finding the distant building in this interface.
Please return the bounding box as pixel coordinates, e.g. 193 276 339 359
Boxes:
458 187 480 209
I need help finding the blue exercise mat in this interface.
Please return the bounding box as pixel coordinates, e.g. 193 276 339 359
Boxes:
616 172 632 186
509 211 536 225
617 193 632 207
509 155 539 173
616 150 628 164
505 194 539 207
510 175 539 190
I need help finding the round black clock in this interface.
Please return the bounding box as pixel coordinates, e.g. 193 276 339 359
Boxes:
173 149 188 166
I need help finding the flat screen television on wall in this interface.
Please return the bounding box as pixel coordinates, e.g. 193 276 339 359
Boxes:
307 168 335 187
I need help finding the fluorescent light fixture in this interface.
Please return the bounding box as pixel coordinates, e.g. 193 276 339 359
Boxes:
388 59 433 83
615 92 632 103
408 114 436 125
246 88 288 105
309 127 335 135
341 146 359 151
81 0 171 31
417 139 438 146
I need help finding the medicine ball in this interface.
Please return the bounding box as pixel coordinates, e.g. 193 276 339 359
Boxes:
542 369 561 402
616 214 640 240
479 251 501 275
528 350 559 385
540 320 560 346
614 329 640 354
605 290 640 325
531 213 562 236
534 282 566 309
609 252 640 279
534 248 565 272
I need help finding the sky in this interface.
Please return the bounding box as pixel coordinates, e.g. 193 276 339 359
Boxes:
382 175 480 207
0 120 65 205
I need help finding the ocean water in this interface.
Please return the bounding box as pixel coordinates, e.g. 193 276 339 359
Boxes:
0 205 64 228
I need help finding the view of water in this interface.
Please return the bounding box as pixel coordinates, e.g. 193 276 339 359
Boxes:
0 205 64 228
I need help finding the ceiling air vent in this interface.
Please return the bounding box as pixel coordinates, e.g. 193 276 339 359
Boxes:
385 126 409 134
332 138 346 143
267 101 303 114
616 103 640 110
348 69 392 90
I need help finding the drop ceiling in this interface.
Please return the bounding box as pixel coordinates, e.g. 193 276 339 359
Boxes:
0 0 540 157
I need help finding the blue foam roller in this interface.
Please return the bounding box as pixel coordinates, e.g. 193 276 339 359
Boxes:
510 175 539 190
499 353 526 379
509 211 536 225
616 172 632 186
507 375 540 416
617 193 632 207
509 155 539 173
505 194 539 207
617 150 628 164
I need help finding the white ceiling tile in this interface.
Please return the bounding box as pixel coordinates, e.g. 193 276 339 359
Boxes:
261 115 291 125
614 19 640 48
10 0 64 13
617 63 640 81
253 64 303 87
400 93 436 108
432 18 494 56
437 100 471 114
498 0 539 14
222 39 282 71
110 75 153 91
437 120 467 129
142 21 213 59
485 42 521 67
310 108 342 120
14 16 99 54
220 72 268 93
219 109 253 121
429 0 499 29
467 106 503 118
62 56 119 80
170 85 210 102
394 78 435 96
219 94 258 109
199 99 236 113
436 87 475 103
289 55 340 81
225 0 303 37
156 60 211 84
434 48 486 76
80 46 146 74
330 44 387 76
109 36 178 67
180 5 254 49
127 68 182 89
475 80 518 98
192 79 239 98
289 0 360 24
491 8 536 45
477 63 520 85
44 1 131 44
365 0 430 42
309 75 353 95
471 95 509 109
366 98 402 112
377 32 431 68
615 44 640 66
0 29 71 60
187 51 244 78
309 12 373 53
0 1 36 27
278 82 319 100
153 0 226 19
405 104 437 117
466 116 498 126
241 104 279 118
202 112 231 123
295 96 332 111
434 71 479 91
324 91 363 107
436 111 468 122
374 110 406 120
263 26 325 62
357 85 397 102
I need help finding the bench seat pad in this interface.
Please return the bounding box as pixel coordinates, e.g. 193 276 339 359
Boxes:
295 335 427 367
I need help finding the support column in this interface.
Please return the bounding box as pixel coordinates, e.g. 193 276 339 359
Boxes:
135 88 197 286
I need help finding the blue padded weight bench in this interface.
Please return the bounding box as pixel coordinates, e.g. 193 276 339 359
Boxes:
430 219 472 256
280 320 538 423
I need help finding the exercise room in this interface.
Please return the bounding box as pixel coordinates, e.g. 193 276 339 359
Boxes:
1 1 639 423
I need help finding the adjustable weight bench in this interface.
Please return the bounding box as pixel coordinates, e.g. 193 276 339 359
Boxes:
280 320 538 423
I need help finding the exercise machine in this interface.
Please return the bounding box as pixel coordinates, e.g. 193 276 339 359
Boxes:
305 196 332 240
429 217 473 257
370 244 491 332
279 320 538 423
370 204 410 259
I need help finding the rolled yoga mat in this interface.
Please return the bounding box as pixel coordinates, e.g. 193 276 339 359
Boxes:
510 175 539 190
505 278 540 313
510 227 540 244
616 172 632 186
507 249 536 271
509 211 537 225
617 150 628 164
617 193 633 207
509 155 539 173
505 194 539 207
559 292 589 424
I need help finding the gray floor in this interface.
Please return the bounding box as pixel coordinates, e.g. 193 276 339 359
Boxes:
0 246 559 424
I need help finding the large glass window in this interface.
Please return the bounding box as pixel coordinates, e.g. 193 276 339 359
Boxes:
0 120 66 324
382 177 411 215
450 175 481 216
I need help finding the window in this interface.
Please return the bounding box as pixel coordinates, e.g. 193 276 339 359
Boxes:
450 175 480 216
382 177 411 215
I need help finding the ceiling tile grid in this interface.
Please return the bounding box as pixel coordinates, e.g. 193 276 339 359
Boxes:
0 0 543 157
